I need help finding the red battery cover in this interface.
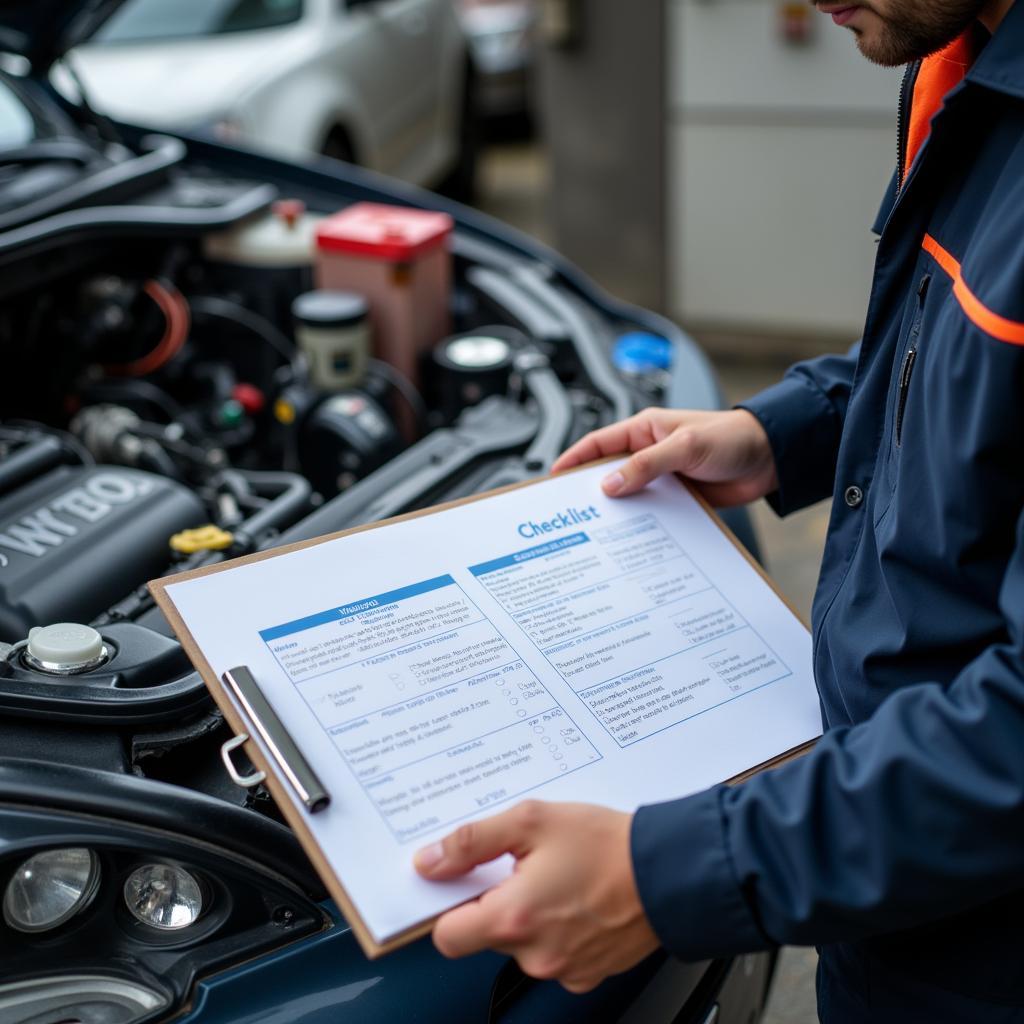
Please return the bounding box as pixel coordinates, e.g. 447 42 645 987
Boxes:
315 203 454 263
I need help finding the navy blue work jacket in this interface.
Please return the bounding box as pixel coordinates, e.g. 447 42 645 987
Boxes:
631 10 1024 1021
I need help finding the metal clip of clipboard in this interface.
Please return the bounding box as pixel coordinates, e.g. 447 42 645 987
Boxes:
219 665 330 813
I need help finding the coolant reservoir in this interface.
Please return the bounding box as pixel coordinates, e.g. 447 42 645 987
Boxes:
203 199 326 326
203 199 324 269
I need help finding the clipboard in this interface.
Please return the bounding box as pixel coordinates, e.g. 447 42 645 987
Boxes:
150 460 817 958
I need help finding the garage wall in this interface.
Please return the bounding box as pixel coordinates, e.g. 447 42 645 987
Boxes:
536 1 667 313
667 0 901 338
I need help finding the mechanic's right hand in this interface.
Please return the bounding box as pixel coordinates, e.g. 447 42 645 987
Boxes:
551 408 779 508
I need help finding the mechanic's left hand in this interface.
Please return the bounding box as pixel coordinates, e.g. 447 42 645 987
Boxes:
414 801 661 993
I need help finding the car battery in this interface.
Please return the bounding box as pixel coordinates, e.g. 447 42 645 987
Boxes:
314 203 453 389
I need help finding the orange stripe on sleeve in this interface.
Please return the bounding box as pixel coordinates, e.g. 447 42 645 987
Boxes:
923 234 1024 347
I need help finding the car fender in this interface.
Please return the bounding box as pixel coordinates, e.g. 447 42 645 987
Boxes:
229 30 379 168
240 68 377 168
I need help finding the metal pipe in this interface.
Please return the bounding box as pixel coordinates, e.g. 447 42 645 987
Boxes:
226 470 312 548
518 353 574 472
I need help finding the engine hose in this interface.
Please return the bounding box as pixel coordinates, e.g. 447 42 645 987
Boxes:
518 353 573 472
466 264 634 424
220 470 312 549
512 266 633 423
189 295 301 373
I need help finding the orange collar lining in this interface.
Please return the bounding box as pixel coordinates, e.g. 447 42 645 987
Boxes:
902 32 977 185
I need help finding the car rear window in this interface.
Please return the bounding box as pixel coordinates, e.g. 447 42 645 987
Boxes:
93 0 304 43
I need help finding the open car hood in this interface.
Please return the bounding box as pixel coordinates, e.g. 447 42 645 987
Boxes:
0 0 128 72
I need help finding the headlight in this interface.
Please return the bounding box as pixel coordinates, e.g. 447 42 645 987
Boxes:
123 863 204 930
3 847 100 933
1 769 328 1023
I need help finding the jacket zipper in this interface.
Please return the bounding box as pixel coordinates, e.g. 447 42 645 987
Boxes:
894 348 917 447
896 60 921 192
895 274 930 447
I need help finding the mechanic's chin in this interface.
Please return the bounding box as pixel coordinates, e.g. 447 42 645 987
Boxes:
816 3 905 67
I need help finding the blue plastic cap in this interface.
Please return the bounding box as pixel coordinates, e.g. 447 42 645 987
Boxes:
613 332 674 374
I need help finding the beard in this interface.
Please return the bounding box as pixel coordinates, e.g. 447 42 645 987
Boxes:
827 0 986 65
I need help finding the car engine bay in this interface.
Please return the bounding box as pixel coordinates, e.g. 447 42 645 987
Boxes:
0 68 717 823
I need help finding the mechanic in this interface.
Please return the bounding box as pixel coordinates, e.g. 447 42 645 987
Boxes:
411 1 1024 1020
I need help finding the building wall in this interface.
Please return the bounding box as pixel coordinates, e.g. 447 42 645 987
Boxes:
668 0 900 338
536 0 668 313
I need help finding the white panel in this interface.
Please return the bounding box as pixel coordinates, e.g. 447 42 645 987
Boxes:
669 121 893 335
668 0 902 115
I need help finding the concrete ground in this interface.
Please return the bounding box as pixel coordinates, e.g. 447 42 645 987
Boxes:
474 139 830 1022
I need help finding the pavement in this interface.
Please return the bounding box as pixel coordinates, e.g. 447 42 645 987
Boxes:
474 137 833 1022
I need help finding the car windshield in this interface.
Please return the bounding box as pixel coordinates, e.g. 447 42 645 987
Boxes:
92 0 304 44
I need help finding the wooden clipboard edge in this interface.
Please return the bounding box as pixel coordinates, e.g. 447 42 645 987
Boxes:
725 739 817 786
149 456 818 958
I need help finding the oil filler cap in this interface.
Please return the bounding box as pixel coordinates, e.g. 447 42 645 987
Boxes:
25 623 108 675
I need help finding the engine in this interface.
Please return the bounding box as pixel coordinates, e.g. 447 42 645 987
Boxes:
0 446 204 640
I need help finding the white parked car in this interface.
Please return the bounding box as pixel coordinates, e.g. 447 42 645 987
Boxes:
55 0 476 192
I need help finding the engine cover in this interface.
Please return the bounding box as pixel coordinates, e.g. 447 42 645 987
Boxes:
0 465 205 642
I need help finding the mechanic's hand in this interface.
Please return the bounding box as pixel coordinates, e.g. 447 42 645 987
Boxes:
551 408 778 507
414 801 660 993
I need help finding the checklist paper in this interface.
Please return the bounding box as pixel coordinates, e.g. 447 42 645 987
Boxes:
153 462 821 956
